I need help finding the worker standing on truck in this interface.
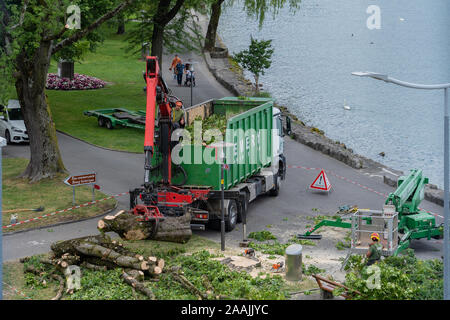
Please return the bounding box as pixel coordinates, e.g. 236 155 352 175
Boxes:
172 100 185 130
366 232 383 266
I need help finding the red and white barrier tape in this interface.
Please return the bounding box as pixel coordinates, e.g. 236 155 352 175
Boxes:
2 192 129 230
287 165 443 219
2 281 32 300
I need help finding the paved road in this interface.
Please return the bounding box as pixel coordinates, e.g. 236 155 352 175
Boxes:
2 51 444 262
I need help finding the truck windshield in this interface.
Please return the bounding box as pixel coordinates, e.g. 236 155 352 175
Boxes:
8 108 24 121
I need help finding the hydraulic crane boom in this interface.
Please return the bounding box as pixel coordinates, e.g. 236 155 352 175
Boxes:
385 169 428 215
143 56 172 197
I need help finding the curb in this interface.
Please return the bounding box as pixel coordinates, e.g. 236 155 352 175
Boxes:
3 199 119 237
56 130 143 154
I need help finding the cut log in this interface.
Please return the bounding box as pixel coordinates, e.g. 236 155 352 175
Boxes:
81 262 108 271
97 220 105 229
97 211 192 243
121 271 155 300
157 259 165 270
51 274 65 300
125 269 145 282
51 234 114 257
75 242 151 272
171 270 208 300
50 235 162 275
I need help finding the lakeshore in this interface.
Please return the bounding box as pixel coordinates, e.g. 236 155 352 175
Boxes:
193 12 446 208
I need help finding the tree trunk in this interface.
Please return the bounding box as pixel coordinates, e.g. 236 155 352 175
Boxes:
150 0 186 65
254 74 260 95
150 23 165 65
14 40 66 182
50 235 164 276
117 15 125 34
98 210 192 243
204 0 225 52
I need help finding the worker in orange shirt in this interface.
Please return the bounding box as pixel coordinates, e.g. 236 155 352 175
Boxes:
169 54 181 80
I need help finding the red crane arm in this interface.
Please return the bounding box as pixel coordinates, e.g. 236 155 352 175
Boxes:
144 56 172 187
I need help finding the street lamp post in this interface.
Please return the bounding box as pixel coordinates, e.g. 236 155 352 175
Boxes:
0 137 6 300
352 71 450 300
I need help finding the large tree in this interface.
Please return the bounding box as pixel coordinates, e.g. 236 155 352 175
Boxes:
203 0 224 51
233 36 273 94
0 0 134 182
126 0 209 64
204 0 301 52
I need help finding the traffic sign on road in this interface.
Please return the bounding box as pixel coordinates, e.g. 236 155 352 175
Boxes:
310 169 331 191
64 173 96 186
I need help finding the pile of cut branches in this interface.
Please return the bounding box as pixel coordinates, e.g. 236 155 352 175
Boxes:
22 234 164 300
21 235 243 300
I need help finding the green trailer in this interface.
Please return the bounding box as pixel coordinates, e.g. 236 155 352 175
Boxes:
83 108 146 130
144 97 291 231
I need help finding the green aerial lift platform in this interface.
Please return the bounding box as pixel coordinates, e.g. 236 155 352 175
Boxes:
298 169 443 256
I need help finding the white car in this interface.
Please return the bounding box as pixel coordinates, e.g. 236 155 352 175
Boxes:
0 99 29 144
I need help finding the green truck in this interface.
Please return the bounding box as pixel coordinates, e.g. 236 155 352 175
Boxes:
132 97 291 231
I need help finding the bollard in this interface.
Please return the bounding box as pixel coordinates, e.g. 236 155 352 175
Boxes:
285 244 303 281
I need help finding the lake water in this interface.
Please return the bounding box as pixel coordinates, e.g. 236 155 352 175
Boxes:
218 0 450 187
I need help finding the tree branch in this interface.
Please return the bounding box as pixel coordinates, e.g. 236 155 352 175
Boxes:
10 0 29 30
43 26 67 42
51 0 135 54
164 0 185 24
0 0 13 55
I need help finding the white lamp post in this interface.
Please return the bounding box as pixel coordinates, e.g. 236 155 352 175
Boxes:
0 136 6 300
352 71 450 300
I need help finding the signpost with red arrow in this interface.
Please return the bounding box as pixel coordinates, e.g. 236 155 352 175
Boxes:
64 173 97 204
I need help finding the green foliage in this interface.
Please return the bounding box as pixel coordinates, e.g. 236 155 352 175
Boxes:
252 91 272 98
22 247 289 300
125 0 208 56
336 240 351 251
153 250 288 299
248 233 315 256
343 250 443 300
248 230 277 241
227 0 301 29
303 264 325 276
68 268 137 300
233 36 274 90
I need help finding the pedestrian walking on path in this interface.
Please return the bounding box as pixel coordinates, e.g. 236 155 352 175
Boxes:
175 61 185 86
169 54 181 80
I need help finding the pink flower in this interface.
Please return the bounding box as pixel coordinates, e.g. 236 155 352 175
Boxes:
45 73 106 90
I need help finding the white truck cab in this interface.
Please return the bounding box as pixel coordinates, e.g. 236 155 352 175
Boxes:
0 100 29 144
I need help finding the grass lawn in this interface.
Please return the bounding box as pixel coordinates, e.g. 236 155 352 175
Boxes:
47 25 146 153
2 234 317 300
2 158 117 233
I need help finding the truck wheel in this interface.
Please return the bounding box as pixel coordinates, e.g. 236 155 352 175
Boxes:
5 130 11 144
98 117 105 127
225 200 238 232
105 119 113 129
269 174 280 197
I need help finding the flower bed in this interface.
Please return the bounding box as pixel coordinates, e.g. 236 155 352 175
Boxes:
46 73 106 90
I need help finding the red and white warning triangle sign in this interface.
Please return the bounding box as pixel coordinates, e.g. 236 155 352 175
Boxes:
310 169 331 191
